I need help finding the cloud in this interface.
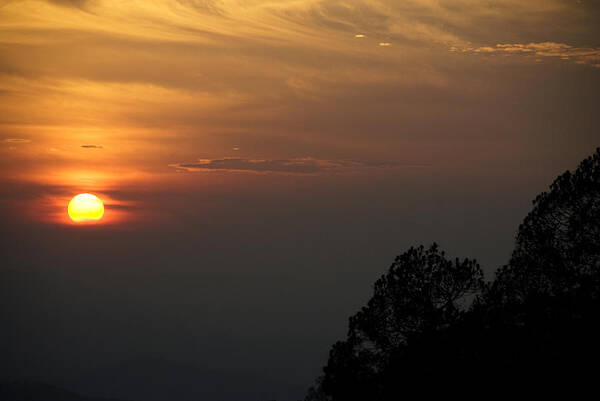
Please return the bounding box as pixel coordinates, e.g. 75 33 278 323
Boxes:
81 144 103 149
175 0 225 16
1 0 598 176
47 0 89 8
4 138 30 143
378 42 391 47
452 42 600 68
170 157 410 174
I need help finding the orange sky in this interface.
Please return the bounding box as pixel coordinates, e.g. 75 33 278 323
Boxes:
1 0 599 226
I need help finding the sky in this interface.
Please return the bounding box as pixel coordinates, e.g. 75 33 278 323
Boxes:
1 1 599 400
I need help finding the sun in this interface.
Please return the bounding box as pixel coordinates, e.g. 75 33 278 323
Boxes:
68 193 104 222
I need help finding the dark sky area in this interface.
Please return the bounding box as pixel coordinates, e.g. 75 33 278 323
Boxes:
1 1 599 400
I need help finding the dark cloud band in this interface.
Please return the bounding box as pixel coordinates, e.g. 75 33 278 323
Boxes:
170 157 421 174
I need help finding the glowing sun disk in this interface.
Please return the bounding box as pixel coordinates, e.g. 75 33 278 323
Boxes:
68 193 104 222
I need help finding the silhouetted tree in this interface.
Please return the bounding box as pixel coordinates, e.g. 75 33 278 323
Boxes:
478 148 600 386
493 148 600 304
316 244 484 400
487 148 600 322
307 148 600 400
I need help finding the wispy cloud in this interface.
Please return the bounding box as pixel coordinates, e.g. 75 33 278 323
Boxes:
48 0 88 8
0 0 597 183
170 157 412 174
4 138 30 143
451 42 600 68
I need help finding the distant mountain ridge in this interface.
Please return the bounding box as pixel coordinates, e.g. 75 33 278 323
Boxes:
0 380 137 401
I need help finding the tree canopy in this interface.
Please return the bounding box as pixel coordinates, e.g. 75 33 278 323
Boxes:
493 148 600 304
307 148 600 400
317 244 484 400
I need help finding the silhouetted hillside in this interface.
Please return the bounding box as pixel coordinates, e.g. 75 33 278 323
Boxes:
71 356 285 401
0 380 136 401
305 148 600 400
